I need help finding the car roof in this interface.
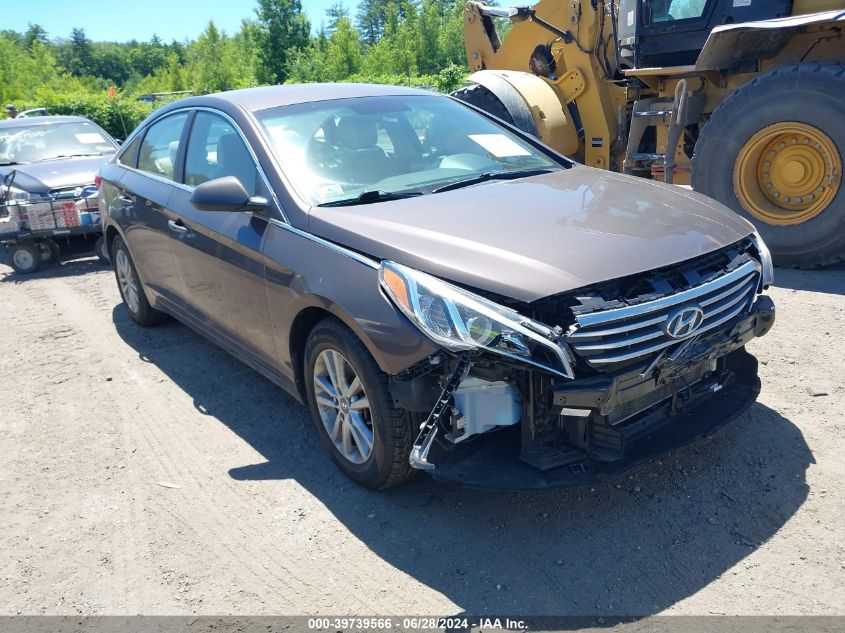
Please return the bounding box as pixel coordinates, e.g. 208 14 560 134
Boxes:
0 115 94 129
170 83 437 113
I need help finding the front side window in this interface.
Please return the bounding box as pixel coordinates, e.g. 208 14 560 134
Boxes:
184 111 257 195
137 113 188 181
0 120 118 165
255 94 565 206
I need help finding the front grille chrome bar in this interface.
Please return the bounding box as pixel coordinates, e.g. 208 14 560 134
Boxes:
567 259 761 367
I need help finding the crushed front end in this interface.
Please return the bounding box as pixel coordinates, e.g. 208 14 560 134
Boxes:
383 237 775 490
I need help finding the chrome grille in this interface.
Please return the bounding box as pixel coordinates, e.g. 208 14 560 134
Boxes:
566 260 761 367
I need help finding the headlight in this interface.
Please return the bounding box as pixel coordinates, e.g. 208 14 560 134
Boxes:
751 231 774 289
379 260 574 378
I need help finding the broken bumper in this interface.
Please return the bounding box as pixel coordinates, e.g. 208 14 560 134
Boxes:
422 295 774 491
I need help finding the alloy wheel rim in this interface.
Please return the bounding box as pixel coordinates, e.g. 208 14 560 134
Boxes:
313 349 374 464
734 122 841 226
115 249 141 314
13 249 34 270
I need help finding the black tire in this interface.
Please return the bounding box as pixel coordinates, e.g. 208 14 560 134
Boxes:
8 242 41 274
303 318 416 489
94 236 109 263
111 235 165 327
451 83 514 125
693 62 845 268
38 239 60 264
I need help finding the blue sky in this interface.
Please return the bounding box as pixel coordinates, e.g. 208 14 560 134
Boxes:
3 0 340 42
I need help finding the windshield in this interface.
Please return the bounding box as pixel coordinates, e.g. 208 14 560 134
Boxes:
0 120 117 165
254 94 567 206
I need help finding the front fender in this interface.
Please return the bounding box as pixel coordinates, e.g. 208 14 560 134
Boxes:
262 220 439 380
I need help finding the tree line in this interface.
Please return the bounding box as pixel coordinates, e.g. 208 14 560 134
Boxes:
0 0 473 136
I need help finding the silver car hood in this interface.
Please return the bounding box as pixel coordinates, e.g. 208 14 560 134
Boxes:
0 155 111 192
307 166 755 302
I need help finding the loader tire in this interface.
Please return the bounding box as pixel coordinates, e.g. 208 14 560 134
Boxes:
693 62 845 268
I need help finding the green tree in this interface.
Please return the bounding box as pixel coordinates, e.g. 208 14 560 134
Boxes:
91 43 133 84
189 21 238 93
128 37 168 77
325 17 362 80
326 2 350 35
60 27 95 77
23 24 48 50
231 19 261 87
415 0 442 75
255 0 311 84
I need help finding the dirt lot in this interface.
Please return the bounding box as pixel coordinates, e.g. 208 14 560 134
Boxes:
1 249 843 617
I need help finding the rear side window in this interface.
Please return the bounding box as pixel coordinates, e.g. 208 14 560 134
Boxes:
184 111 257 195
137 113 188 181
118 134 143 167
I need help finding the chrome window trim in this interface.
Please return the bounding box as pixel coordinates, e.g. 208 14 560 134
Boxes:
121 164 194 192
266 217 379 270
119 105 290 223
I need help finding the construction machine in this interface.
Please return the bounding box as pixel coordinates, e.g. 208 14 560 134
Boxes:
455 0 845 266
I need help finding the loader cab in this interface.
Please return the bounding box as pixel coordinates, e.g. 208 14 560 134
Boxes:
617 0 794 69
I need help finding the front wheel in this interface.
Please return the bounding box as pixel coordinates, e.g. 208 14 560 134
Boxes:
94 236 109 263
304 318 416 489
9 242 41 274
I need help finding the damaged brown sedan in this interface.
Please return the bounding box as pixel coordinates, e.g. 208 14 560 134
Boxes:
99 83 775 490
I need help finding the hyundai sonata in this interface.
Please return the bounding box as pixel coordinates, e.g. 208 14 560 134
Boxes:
98 84 775 489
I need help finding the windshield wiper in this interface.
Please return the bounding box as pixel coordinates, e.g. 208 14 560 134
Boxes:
431 168 557 194
317 189 424 207
31 153 103 163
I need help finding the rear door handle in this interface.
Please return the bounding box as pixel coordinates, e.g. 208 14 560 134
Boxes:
117 195 134 205
168 218 189 233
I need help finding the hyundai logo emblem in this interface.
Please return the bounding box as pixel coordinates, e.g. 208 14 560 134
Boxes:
664 305 705 339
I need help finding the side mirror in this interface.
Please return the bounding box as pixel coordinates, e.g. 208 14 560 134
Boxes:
189 176 268 212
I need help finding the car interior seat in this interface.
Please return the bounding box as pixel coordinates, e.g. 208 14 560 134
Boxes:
331 116 393 183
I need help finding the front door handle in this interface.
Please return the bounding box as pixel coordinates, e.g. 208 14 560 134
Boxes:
168 218 189 233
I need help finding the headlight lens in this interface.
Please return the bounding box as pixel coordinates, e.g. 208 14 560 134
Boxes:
751 231 774 289
379 260 574 378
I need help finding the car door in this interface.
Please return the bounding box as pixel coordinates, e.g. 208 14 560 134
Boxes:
165 109 277 370
116 111 190 307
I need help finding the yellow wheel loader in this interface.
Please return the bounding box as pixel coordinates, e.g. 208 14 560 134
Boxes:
456 0 845 266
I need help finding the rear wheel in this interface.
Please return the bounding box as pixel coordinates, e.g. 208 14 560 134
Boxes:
303 318 415 489
9 242 41 274
38 239 60 264
111 236 165 327
693 62 845 267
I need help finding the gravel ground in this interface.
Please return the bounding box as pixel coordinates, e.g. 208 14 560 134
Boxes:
1 248 843 616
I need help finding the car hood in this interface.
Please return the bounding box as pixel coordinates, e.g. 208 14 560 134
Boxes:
0 155 112 193
307 166 755 303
